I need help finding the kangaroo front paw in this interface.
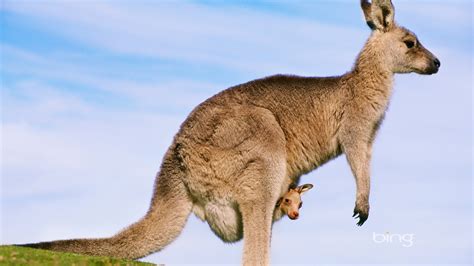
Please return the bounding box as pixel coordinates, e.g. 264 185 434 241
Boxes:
353 202 369 226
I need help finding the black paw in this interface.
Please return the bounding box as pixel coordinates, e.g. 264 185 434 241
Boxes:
353 204 369 226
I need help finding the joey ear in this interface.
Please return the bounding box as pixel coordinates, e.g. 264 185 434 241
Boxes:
297 184 314 194
276 198 283 207
361 0 395 32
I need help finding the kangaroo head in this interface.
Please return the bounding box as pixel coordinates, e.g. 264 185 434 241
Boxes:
360 0 440 75
277 184 314 220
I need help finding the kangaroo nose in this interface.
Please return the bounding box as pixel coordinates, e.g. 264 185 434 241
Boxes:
433 58 441 68
289 211 299 220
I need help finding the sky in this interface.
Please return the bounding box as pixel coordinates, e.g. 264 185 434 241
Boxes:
1 0 472 265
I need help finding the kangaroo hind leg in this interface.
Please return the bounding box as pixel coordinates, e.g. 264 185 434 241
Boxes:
237 155 286 266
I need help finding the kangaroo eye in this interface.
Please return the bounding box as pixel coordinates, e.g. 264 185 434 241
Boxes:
404 40 415 49
284 198 291 204
299 202 303 208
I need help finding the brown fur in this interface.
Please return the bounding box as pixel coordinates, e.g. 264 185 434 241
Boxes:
16 1 439 265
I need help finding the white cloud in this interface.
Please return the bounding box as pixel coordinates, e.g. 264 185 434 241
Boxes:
2 45 223 113
396 0 472 27
2 1 365 75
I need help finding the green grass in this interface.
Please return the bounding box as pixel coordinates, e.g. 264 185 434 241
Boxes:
0 246 155 265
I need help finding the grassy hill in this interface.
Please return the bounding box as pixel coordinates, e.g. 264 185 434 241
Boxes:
0 246 155 265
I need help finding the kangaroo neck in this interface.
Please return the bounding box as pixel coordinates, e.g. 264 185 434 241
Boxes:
348 38 395 103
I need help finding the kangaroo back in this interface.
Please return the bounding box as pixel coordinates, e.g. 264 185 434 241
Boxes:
19 145 193 259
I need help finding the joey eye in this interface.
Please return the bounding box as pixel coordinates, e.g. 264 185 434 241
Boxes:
404 40 415 49
284 198 291 204
299 202 303 209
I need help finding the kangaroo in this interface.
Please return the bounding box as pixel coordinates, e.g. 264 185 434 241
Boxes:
274 184 314 221
16 0 440 265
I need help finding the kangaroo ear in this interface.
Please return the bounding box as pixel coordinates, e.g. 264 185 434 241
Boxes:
297 184 314 194
361 0 395 32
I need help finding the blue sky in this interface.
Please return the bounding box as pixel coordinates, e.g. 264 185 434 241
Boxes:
1 0 472 264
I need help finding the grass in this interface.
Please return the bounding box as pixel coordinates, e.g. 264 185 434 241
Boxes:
0 246 155 266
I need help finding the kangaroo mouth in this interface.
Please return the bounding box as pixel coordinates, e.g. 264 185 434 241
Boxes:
423 67 439 75
288 214 299 220
415 66 439 75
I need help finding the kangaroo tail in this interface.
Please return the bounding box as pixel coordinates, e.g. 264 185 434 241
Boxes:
18 147 193 259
